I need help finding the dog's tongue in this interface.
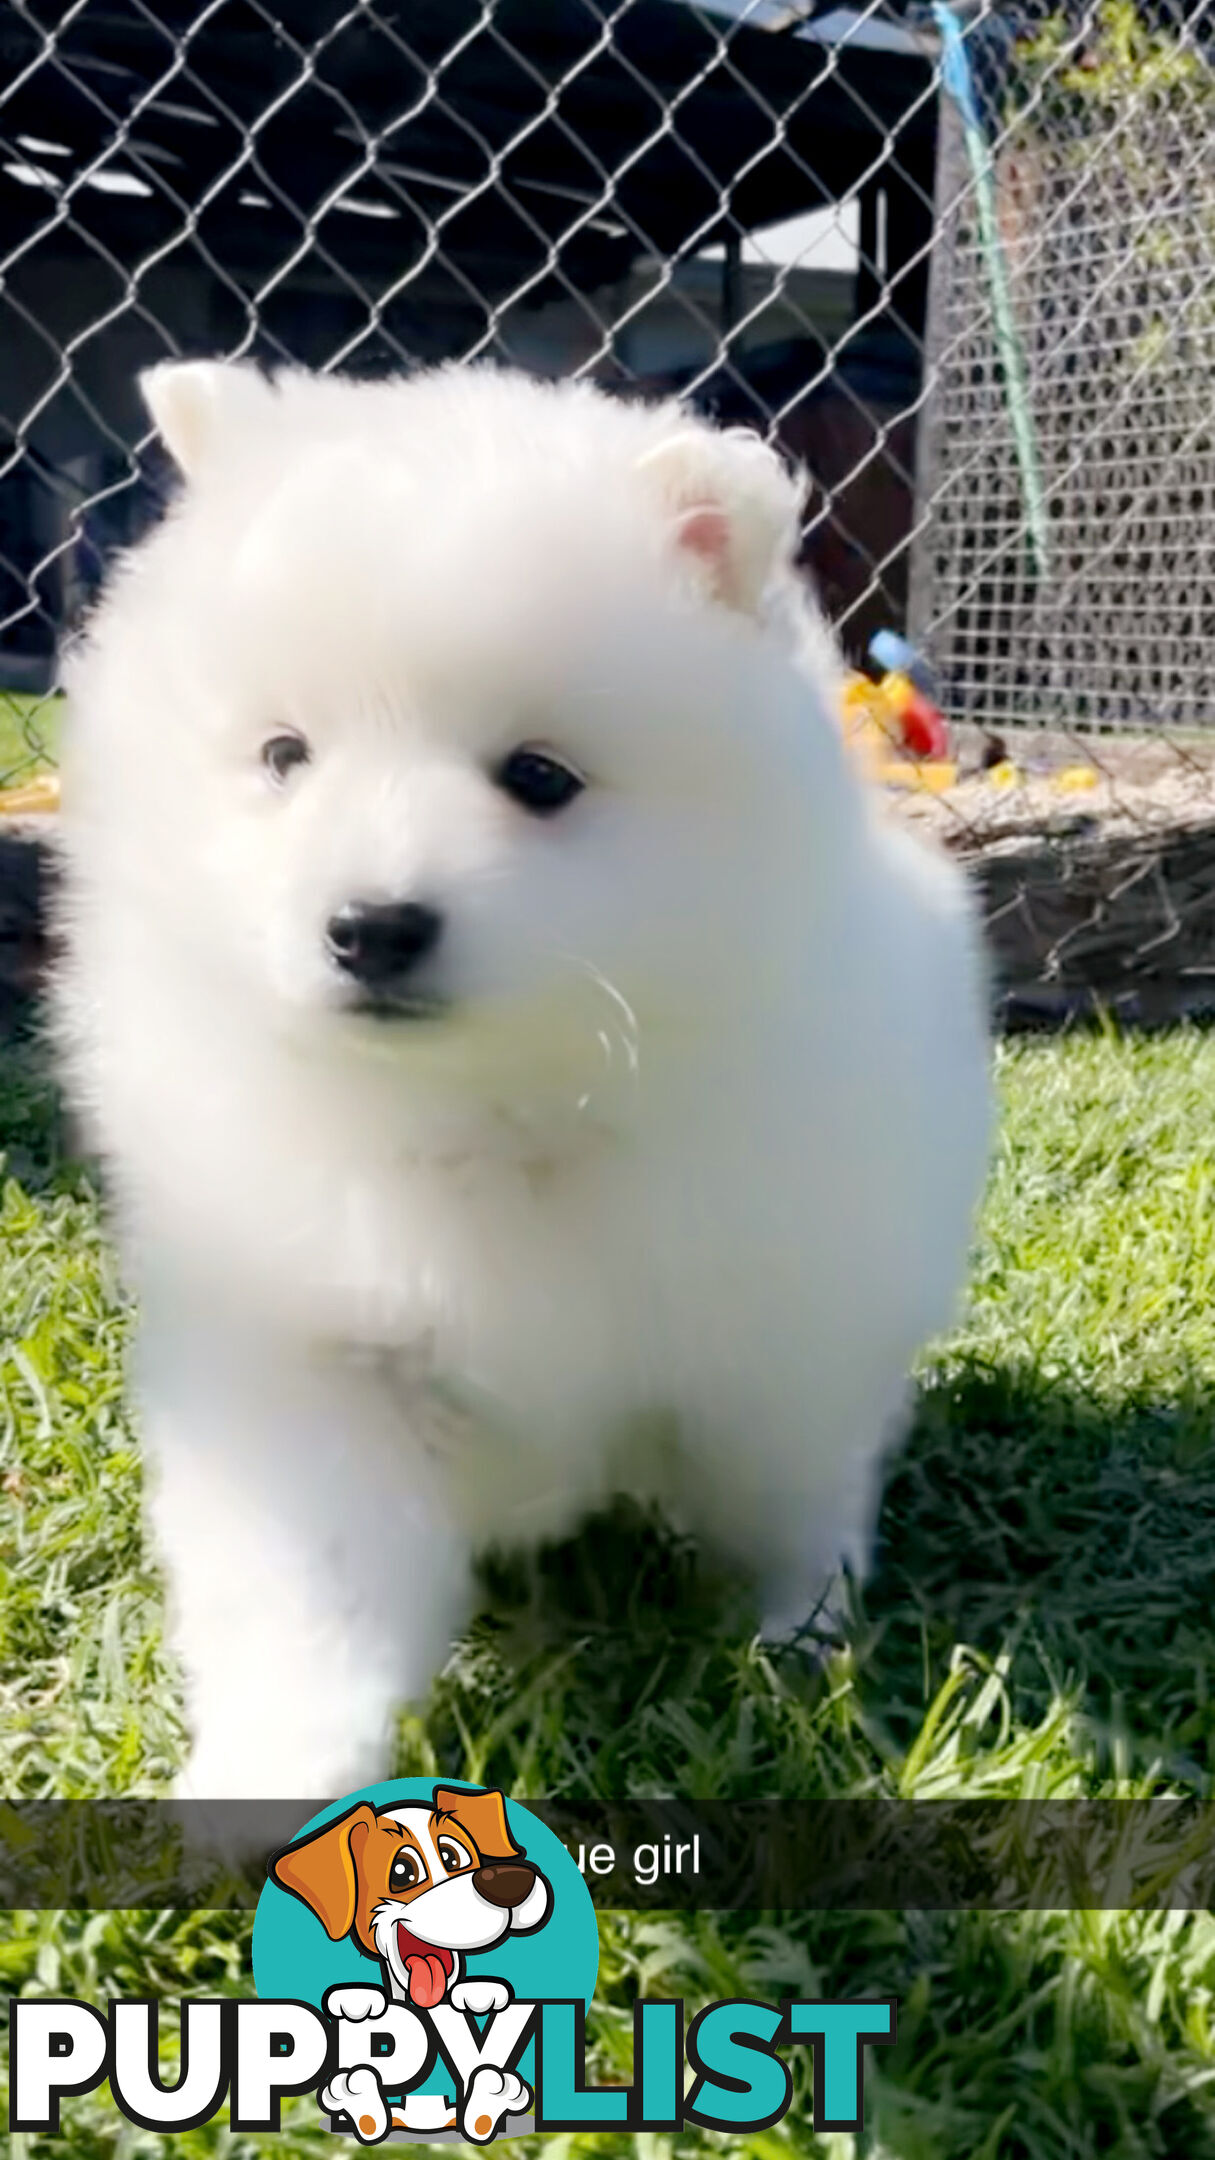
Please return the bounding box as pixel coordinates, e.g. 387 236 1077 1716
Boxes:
407 1954 448 2009
397 1925 453 2009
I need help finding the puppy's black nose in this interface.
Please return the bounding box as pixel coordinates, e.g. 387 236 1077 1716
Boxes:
326 901 443 986
473 1862 536 1910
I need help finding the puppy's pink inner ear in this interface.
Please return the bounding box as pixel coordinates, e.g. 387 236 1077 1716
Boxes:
673 503 732 588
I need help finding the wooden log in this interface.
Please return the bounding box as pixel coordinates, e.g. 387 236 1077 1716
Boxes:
960 822 1215 1028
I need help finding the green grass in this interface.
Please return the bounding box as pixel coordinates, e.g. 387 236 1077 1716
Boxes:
0 692 62 784
6 1028 1215 2154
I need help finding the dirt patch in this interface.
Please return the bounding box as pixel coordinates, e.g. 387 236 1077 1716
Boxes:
894 727 1215 857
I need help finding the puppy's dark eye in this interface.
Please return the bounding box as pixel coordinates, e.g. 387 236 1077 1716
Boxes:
437 1837 472 1874
389 1848 425 1893
494 745 584 817
262 732 311 784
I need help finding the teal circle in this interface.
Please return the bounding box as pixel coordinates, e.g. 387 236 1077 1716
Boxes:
252 1779 599 2101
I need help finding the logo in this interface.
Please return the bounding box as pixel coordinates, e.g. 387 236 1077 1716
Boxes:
252 1777 599 2141
8 1782 897 2142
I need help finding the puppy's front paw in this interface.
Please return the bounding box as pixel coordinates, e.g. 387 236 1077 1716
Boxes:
461 2064 531 2142
320 2064 389 2142
450 1977 512 2016
322 1983 387 2023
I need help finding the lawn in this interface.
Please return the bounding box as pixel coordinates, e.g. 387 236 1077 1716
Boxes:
4 1026 1215 2155
0 693 62 785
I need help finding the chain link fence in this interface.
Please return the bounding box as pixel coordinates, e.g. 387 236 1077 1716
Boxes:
917 0 1215 736
4 0 1215 1023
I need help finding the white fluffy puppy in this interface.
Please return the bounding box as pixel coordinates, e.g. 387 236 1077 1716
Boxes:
51 361 990 1798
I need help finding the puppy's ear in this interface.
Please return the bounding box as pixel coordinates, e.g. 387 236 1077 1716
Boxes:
270 1802 378 1940
139 358 270 478
635 425 804 615
433 1785 521 1863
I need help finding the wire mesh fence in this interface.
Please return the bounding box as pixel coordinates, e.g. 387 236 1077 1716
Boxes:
4 0 1215 1025
916 0 1215 736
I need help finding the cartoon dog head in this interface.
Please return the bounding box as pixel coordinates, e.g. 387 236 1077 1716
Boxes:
270 1784 552 2006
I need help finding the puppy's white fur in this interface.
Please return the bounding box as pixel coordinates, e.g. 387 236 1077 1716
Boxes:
51 361 990 1798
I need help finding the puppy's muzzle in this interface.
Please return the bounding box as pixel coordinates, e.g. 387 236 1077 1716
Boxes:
472 1861 537 1909
326 900 444 989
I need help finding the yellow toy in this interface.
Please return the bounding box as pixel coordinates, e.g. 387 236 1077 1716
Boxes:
873 757 958 793
987 761 1098 794
842 668 953 787
843 655 1099 801
0 770 59 815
